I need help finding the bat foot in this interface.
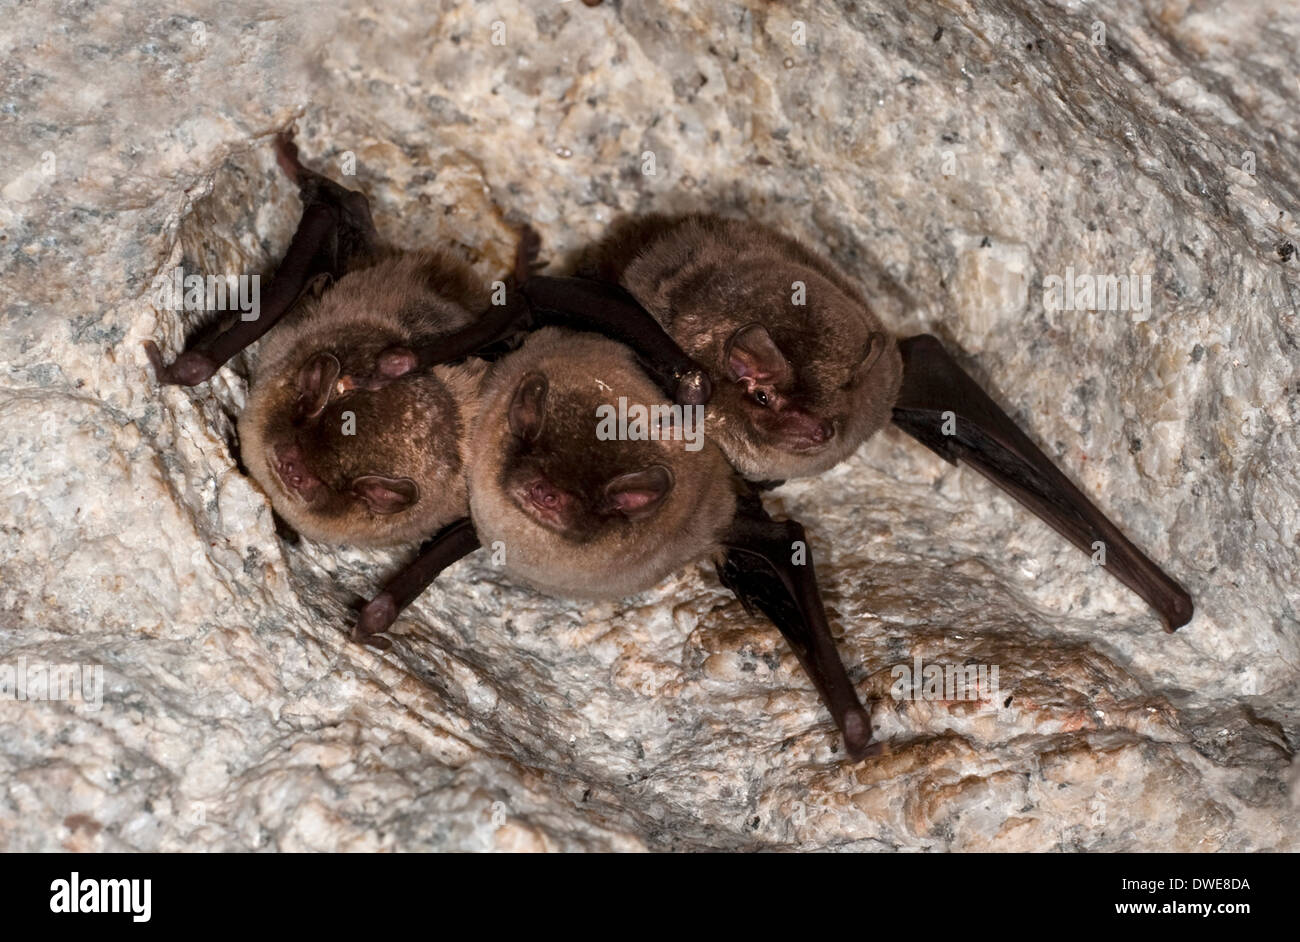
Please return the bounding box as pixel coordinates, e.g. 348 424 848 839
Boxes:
376 346 418 378
333 347 420 398
840 706 874 762
514 224 542 285
143 341 218 386
356 592 398 638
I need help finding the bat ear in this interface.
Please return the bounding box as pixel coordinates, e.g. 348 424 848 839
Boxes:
508 372 548 442
351 475 420 515
601 464 674 519
295 352 341 422
304 271 333 300
725 323 790 383
859 331 888 372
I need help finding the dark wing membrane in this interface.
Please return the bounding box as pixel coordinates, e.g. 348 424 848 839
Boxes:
145 132 378 386
717 493 874 760
891 334 1193 631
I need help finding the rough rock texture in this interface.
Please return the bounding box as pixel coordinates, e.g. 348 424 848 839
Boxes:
2 0 1297 851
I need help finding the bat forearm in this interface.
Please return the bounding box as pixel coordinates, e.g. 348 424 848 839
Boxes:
523 276 712 405
355 517 481 641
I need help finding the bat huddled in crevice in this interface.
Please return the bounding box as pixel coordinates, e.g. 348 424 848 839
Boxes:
145 133 877 759
580 214 904 482
355 326 875 757
579 213 1194 633
144 136 707 546
147 135 493 547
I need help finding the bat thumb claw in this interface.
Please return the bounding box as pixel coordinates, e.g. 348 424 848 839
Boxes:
675 369 712 406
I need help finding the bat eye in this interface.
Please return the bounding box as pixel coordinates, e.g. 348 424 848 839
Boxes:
752 389 771 407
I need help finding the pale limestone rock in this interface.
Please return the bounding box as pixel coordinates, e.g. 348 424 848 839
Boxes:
0 0 1296 851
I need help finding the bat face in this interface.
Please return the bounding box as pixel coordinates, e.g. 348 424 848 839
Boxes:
468 328 737 599
499 372 676 536
239 253 486 547
605 215 903 480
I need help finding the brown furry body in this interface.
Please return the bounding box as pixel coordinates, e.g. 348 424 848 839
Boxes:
468 328 737 599
239 250 488 547
585 214 903 480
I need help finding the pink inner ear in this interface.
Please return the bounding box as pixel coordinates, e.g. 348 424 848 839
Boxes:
726 324 789 383
608 488 659 513
352 475 419 515
603 465 673 517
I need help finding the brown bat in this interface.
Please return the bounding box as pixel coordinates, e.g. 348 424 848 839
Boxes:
145 135 708 545
147 135 873 755
146 135 497 547
235 250 490 546
357 327 877 759
466 327 736 599
582 213 904 481
581 214 1194 631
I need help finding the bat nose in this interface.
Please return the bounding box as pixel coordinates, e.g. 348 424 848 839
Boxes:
529 480 563 510
275 446 322 496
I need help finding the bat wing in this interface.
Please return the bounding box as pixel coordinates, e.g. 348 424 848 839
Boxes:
395 267 711 406
717 492 875 761
145 132 378 386
354 516 481 647
890 333 1193 631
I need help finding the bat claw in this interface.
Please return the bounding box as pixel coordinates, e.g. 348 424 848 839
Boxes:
143 341 218 386
350 629 392 652
514 224 542 285
332 347 420 399
853 738 890 760
274 130 302 184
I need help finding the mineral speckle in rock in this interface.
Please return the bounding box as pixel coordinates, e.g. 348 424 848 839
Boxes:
0 0 1296 851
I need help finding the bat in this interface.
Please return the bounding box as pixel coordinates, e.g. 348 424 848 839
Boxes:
146 134 495 547
357 327 876 758
234 247 490 547
146 135 873 755
144 136 709 546
581 213 1194 631
581 213 904 481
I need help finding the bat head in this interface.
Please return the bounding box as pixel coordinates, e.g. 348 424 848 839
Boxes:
713 312 902 479
500 370 676 534
614 215 903 480
468 328 736 599
239 257 485 547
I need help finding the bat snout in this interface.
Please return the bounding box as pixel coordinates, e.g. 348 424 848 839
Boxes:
274 444 325 500
512 477 573 531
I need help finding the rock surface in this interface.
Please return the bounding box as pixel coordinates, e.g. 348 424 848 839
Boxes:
1 0 1296 851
